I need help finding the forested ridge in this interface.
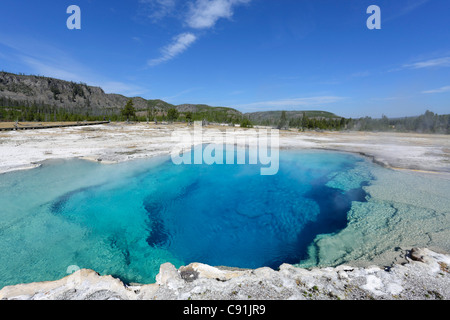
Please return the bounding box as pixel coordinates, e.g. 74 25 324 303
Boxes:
1 72 448 133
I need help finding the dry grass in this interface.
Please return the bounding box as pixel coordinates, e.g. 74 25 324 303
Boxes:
438 262 449 273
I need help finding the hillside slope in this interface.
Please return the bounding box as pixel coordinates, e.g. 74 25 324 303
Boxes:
0 72 243 118
0 72 341 124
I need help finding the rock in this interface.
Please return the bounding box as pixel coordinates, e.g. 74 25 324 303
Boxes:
1 248 449 300
410 247 425 262
0 269 136 300
155 263 184 291
179 266 199 282
184 263 248 281
155 263 179 286
135 284 159 300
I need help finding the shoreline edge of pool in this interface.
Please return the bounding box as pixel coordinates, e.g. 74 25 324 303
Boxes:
0 123 449 300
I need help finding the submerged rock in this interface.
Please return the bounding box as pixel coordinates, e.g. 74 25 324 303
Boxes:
0 248 449 300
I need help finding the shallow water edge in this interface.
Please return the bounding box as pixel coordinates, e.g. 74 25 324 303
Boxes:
1 247 449 300
0 134 449 289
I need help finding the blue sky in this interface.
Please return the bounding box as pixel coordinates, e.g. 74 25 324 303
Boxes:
0 0 449 117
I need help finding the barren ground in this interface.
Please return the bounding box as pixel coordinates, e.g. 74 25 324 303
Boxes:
0 122 449 175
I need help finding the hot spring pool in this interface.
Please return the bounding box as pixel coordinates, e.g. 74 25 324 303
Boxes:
0 148 448 288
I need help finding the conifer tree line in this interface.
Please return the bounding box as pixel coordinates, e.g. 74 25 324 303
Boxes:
0 97 243 124
0 96 448 134
262 110 450 134
0 96 114 122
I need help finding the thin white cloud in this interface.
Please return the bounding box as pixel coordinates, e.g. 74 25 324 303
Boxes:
235 96 346 112
350 71 370 78
148 33 197 66
0 35 87 82
139 0 177 21
19 55 85 83
403 57 450 69
384 0 430 23
145 0 251 66
23 56 147 96
162 86 203 101
370 96 407 101
97 81 145 96
186 0 250 29
422 85 450 94
0 34 148 97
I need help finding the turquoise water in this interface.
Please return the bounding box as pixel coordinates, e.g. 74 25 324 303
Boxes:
0 149 374 288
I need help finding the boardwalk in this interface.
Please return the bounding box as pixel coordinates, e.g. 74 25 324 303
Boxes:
0 121 110 131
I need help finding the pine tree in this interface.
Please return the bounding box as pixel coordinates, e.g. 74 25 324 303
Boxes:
185 111 193 123
278 111 287 129
240 118 253 128
167 108 179 122
121 99 136 121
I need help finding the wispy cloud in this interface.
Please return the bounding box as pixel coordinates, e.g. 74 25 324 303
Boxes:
146 0 251 66
388 56 450 73
186 0 251 29
402 57 450 69
234 96 346 112
422 85 450 94
0 34 147 97
370 96 407 101
98 81 146 96
229 90 245 95
148 33 197 66
0 35 91 83
162 86 203 101
139 0 177 22
19 55 85 83
384 0 431 23
25 55 146 96
350 71 370 78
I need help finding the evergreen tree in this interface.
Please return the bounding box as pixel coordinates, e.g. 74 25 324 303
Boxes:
147 103 155 122
121 99 136 121
167 108 179 122
277 111 287 129
240 118 253 128
185 111 193 123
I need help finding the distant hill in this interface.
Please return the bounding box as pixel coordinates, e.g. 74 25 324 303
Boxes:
245 110 340 120
0 71 340 124
0 71 147 116
0 72 242 119
245 110 341 126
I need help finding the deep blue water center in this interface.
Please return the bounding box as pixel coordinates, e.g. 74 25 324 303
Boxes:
0 149 372 287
